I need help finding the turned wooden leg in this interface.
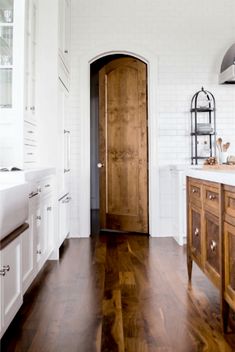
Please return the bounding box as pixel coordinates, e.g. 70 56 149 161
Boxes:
187 254 193 282
221 298 230 333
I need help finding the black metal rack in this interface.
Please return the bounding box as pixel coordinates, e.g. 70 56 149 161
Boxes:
190 87 216 165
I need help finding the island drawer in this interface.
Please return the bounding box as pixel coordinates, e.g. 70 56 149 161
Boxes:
203 182 220 217
224 185 235 226
188 178 202 208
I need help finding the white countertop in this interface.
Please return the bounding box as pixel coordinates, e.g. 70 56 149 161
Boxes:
185 167 235 186
24 167 55 181
0 167 55 184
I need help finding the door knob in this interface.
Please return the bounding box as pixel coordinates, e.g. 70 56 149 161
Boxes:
97 162 104 168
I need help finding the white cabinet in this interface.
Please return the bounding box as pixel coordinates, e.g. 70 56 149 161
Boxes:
22 172 55 294
0 235 23 339
24 0 38 168
0 0 38 168
35 176 54 271
25 0 37 124
22 226 35 294
0 0 22 113
58 0 70 72
58 78 70 198
58 193 71 248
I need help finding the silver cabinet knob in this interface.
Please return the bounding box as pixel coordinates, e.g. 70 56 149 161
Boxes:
209 194 215 200
3 265 10 271
0 269 6 276
36 215 41 220
97 162 104 168
210 240 217 252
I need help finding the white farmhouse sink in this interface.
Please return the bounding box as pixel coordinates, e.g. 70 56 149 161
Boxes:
0 183 29 241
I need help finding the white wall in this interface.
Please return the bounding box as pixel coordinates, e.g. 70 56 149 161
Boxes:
69 0 235 237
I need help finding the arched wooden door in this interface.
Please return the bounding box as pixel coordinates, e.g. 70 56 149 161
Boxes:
98 57 148 233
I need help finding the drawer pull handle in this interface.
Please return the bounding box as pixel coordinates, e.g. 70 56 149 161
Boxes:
192 188 197 193
210 240 217 252
45 184 50 188
0 269 6 276
3 265 10 271
47 206 52 211
37 250 42 255
36 215 41 220
62 196 72 204
194 228 199 236
209 194 216 200
27 130 34 134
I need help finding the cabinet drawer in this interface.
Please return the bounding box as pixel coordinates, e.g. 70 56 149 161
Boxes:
203 183 220 216
39 176 54 198
24 121 37 144
24 144 37 163
224 186 235 226
188 178 202 208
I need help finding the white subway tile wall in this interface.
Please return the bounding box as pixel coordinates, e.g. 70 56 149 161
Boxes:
69 0 235 236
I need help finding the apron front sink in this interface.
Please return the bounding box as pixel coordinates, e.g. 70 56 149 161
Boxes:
0 183 29 241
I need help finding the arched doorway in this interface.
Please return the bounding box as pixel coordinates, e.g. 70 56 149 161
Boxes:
90 54 149 234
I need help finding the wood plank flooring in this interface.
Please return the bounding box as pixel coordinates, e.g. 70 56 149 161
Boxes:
1 234 235 352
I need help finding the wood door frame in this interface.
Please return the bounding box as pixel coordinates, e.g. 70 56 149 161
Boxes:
77 49 160 237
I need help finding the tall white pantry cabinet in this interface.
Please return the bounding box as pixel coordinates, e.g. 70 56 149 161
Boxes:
36 0 71 257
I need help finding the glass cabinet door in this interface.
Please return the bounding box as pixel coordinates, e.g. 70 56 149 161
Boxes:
0 0 14 109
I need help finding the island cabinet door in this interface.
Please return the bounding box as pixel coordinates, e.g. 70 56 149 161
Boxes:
188 204 202 266
204 211 221 288
224 222 235 311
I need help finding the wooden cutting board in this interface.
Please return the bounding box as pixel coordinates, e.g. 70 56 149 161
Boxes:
203 164 235 170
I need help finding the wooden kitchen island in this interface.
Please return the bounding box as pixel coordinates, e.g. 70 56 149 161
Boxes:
186 167 235 332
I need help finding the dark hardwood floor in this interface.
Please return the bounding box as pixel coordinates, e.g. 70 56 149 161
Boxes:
1 234 235 352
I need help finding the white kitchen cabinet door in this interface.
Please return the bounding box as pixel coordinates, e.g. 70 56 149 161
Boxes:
22 223 35 294
1 236 22 338
58 79 70 198
43 201 54 255
58 193 71 248
36 196 54 271
58 0 70 71
0 249 3 337
24 0 37 124
36 205 46 270
0 0 38 168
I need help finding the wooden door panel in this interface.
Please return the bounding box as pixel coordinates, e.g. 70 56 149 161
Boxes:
99 58 148 233
224 222 235 310
108 161 138 216
204 211 220 288
191 206 201 260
